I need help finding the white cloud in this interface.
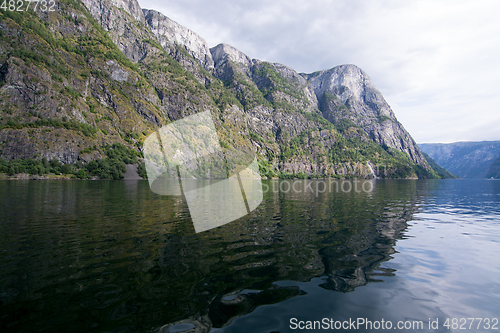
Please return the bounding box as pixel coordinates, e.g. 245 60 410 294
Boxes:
138 0 500 143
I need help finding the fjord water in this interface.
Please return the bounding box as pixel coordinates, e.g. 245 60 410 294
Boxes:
0 179 498 332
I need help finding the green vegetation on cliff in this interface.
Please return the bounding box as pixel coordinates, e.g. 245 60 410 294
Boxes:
422 152 458 179
0 0 443 179
0 144 143 179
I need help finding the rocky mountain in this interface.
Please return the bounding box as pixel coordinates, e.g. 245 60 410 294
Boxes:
305 66 427 166
420 141 500 178
0 0 440 179
143 9 214 71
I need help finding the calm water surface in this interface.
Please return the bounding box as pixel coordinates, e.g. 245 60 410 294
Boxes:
0 179 498 332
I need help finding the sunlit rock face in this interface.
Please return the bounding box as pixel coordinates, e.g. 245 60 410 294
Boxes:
80 0 150 62
143 9 215 71
306 64 428 166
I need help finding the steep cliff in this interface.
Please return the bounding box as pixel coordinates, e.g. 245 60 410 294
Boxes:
0 0 439 179
143 9 214 71
80 0 150 62
0 1 161 164
305 65 427 166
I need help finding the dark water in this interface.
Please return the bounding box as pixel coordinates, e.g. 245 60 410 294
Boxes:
0 179 498 332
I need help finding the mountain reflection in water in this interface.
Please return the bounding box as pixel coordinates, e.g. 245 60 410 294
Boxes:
0 179 498 333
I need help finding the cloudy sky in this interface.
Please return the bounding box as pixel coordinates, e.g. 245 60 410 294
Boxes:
138 0 499 143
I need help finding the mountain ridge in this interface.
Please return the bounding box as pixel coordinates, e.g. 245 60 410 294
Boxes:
0 0 441 179
420 141 500 179
135 5 427 168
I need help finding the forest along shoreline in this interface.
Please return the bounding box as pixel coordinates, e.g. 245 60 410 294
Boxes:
0 163 141 180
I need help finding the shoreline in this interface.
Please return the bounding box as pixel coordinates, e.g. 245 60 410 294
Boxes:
0 173 88 180
0 173 470 181
0 164 145 181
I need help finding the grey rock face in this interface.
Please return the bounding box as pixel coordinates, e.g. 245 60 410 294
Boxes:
81 0 144 23
143 9 214 71
251 60 319 113
270 63 318 106
307 65 395 123
210 43 255 81
81 0 151 62
306 65 428 167
208 43 318 113
0 128 91 164
204 42 427 168
106 60 130 82
307 65 392 117
211 43 253 69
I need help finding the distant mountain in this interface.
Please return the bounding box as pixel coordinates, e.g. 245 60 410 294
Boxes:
486 156 500 179
0 0 440 179
420 141 500 178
